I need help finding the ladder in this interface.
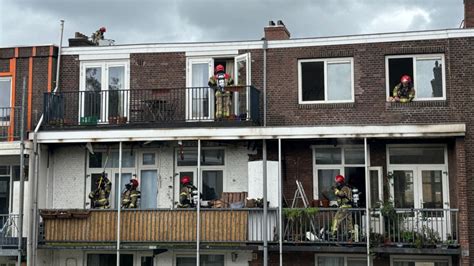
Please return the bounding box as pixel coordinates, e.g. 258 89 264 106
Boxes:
286 180 319 241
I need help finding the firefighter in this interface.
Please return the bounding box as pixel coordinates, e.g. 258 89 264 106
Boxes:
91 27 106 45
208 65 233 119
88 172 112 209
178 176 198 208
331 174 354 240
390 75 415 103
121 179 141 208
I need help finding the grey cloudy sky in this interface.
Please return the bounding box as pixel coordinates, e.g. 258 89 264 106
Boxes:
0 0 465 47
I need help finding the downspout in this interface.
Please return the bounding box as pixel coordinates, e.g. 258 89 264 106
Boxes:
262 139 268 266
18 78 27 266
364 138 371 266
196 139 201 266
278 138 282 266
263 39 267 127
28 19 64 266
117 142 122 266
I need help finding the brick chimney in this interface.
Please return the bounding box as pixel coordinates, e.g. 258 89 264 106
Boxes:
68 32 94 47
264 20 290 40
465 0 474 28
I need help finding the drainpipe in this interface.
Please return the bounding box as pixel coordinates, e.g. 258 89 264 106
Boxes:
364 138 371 266
18 78 27 266
28 19 64 266
263 39 267 127
262 139 268 266
117 141 122 266
196 139 201 266
278 138 282 266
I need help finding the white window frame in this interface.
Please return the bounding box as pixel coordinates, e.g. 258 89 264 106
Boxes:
0 77 12 126
174 253 227 266
386 144 449 208
315 254 369 266
312 145 366 200
390 255 452 266
79 60 130 123
298 57 354 104
175 147 226 202
385 54 446 101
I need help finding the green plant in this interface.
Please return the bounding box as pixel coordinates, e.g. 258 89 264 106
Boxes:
378 200 397 220
283 208 303 220
422 225 441 246
304 207 319 216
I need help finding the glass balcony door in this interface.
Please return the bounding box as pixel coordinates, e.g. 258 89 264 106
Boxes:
186 58 214 121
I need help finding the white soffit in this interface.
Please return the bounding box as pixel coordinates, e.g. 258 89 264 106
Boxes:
33 124 466 143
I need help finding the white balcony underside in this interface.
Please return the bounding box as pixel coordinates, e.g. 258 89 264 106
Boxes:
31 123 466 143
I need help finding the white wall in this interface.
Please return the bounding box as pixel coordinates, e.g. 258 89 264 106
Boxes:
46 250 252 266
51 145 85 209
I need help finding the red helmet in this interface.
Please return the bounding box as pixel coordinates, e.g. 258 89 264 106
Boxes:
335 175 345 184
130 179 139 188
400 75 412 83
215 65 225 73
99 27 106 33
180 176 191 185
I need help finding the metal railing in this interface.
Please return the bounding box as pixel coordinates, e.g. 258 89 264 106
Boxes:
43 86 261 127
282 208 459 248
0 107 21 141
0 214 20 247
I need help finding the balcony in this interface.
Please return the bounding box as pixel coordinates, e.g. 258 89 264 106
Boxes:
0 107 21 141
43 86 261 129
39 208 277 246
0 214 25 250
38 207 459 253
283 208 459 252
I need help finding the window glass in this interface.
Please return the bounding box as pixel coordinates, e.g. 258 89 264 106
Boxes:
317 257 344 266
140 256 153 266
370 170 380 208
140 170 158 209
108 66 125 118
318 169 340 201
115 173 132 209
0 166 9 176
345 167 366 207
177 149 224 166
87 254 133 266
0 78 11 108
301 61 324 101
327 62 351 101
344 148 365 164
315 148 341 164
12 165 27 181
85 67 102 92
388 58 414 97
416 58 443 98
202 171 223 201
176 255 224 266
178 149 198 166
393 170 414 208
107 152 135 168
422 170 443 209
89 153 103 168
389 147 445 164
347 258 368 266
142 153 156 165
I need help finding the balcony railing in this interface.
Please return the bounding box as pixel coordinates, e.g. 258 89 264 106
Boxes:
283 208 459 249
0 214 21 247
39 208 277 245
0 107 21 141
43 86 261 128
38 208 459 249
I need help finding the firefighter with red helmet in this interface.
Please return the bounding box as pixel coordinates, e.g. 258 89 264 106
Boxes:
178 176 199 208
208 65 234 119
121 179 141 208
331 174 354 240
89 172 112 209
390 75 415 103
91 27 107 45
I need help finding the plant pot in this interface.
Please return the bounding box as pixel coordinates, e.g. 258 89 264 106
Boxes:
311 199 320 207
321 199 330 208
118 116 128 124
108 116 118 124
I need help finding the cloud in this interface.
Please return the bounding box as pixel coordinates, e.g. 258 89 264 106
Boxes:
0 0 466 47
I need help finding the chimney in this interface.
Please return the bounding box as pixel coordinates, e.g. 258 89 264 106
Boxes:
68 32 94 47
465 0 474 28
264 20 290 40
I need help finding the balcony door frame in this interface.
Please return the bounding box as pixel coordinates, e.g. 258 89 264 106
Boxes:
185 57 214 121
79 60 130 124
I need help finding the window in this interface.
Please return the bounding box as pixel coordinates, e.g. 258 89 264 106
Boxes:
89 152 136 168
386 55 445 101
176 255 224 266
87 254 133 266
202 170 223 200
389 146 445 164
142 153 156 166
313 146 366 206
299 58 354 103
0 77 12 121
391 256 451 266
315 255 367 266
177 148 225 166
80 61 129 123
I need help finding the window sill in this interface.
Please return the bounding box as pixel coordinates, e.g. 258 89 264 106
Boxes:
385 100 447 109
298 102 355 109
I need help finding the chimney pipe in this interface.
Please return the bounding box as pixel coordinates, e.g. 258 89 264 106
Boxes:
264 20 290 41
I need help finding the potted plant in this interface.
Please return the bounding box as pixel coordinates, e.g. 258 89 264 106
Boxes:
108 116 118 124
